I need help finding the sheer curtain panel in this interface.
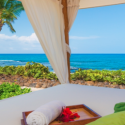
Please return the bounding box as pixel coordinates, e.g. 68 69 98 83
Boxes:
19 0 69 84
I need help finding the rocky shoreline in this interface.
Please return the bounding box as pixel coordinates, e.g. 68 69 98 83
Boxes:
0 74 125 89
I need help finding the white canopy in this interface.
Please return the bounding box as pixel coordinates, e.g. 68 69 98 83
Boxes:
79 0 125 9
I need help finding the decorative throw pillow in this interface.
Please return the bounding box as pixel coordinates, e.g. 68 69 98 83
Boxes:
114 102 125 113
86 111 125 125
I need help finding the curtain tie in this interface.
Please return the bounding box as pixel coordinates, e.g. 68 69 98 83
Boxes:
66 43 71 54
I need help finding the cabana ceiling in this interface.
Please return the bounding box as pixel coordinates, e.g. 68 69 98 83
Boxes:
79 0 125 9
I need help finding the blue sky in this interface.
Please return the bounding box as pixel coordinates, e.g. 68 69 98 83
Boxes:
0 4 125 54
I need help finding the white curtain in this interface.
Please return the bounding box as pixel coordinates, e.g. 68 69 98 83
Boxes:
19 0 69 84
67 0 80 31
19 0 80 84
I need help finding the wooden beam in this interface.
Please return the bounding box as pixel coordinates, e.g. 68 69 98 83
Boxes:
79 0 125 9
61 0 70 82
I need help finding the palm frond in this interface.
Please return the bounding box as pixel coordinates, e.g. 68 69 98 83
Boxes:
3 0 8 7
0 0 5 8
5 0 24 10
0 0 24 33
3 20 15 33
2 9 17 22
9 2 24 16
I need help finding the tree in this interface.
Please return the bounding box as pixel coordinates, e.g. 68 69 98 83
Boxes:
0 0 24 33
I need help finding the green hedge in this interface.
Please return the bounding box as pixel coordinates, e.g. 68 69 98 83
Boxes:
0 62 125 85
0 83 31 100
0 62 58 80
71 69 125 85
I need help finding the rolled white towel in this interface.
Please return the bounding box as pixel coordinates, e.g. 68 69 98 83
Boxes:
26 100 66 125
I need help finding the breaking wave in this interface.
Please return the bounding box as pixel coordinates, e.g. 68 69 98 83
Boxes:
0 60 21 62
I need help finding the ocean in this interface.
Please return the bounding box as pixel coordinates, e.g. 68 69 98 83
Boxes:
0 54 125 72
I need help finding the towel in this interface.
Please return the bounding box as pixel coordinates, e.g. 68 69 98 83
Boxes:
114 102 125 113
26 100 66 125
86 111 125 125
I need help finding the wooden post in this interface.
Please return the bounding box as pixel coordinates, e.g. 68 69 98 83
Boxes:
61 0 70 82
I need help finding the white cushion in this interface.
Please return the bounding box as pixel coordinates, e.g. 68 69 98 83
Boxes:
0 84 125 125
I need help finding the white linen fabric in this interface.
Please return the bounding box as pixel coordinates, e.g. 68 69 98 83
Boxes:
1 84 125 125
67 0 80 31
19 0 70 84
26 100 66 125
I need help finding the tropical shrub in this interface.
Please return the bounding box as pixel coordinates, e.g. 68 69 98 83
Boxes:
0 83 31 100
71 69 125 84
0 62 58 80
0 62 125 84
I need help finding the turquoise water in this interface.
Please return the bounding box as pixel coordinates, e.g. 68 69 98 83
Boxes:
0 54 125 72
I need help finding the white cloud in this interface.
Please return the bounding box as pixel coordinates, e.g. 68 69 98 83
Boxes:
0 33 100 53
0 33 99 42
0 33 43 53
0 33 39 43
69 36 99 40
9 47 14 50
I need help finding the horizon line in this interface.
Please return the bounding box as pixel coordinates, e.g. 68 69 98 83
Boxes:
1 53 125 54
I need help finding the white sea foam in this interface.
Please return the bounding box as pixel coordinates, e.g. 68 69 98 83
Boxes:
0 60 21 62
70 67 78 70
0 60 15 61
